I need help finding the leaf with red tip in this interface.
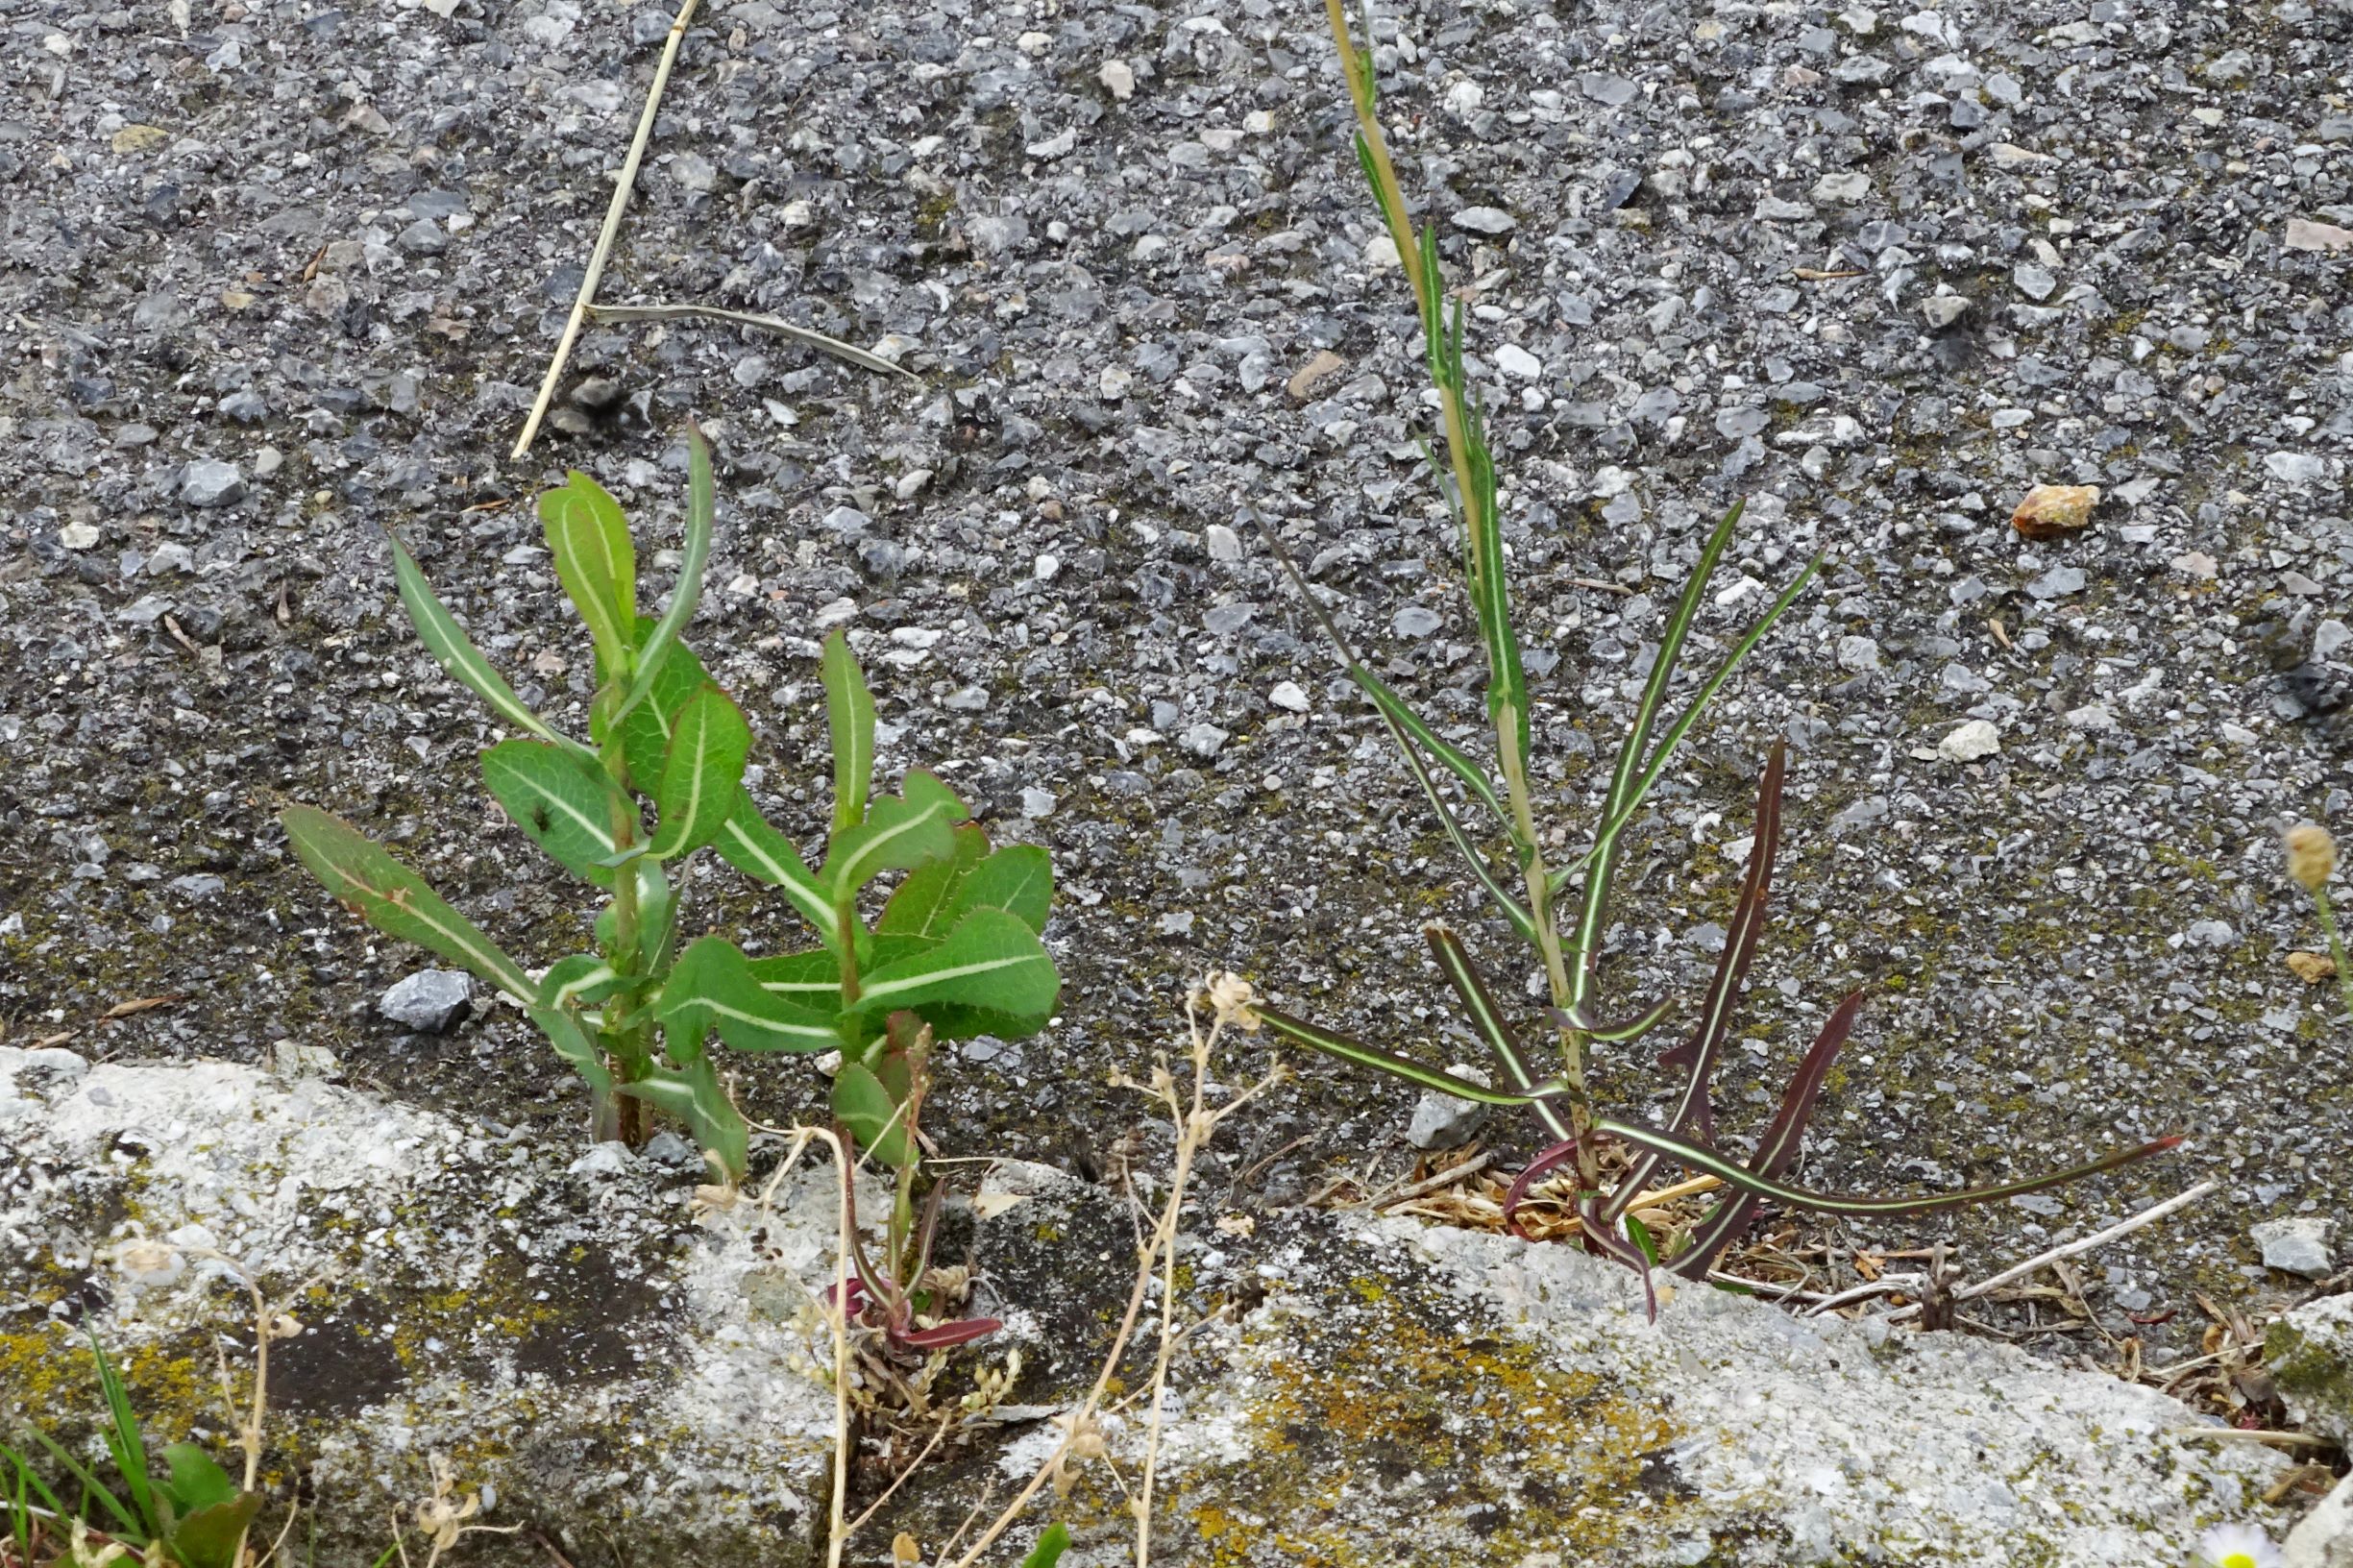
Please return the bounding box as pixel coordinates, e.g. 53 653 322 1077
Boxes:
1667 990 1867 1278
893 1316 1003 1351
1605 747 1785 1225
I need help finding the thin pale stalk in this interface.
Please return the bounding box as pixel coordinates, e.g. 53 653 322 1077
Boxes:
2315 886 2353 1019
512 0 703 459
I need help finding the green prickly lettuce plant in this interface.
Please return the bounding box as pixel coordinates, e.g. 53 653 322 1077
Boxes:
280 428 1060 1211
1248 5 2181 1299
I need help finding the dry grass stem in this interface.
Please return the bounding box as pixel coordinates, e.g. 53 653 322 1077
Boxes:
941 974 1282 1568
586 302 916 381
1870 1181 2217 1325
511 0 703 459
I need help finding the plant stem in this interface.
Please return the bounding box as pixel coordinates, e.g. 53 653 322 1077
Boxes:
601 737 650 1146
1322 0 1595 1183
2316 885 2353 1020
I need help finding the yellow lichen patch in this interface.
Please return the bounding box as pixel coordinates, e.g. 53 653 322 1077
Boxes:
1164 1271 1692 1566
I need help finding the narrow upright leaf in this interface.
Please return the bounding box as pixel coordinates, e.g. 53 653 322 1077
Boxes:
610 425 715 735
847 907 1056 1022
282 805 532 1001
386 534 574 750
657 936 843 1053
824 770 967 898
540 472 637 682
650 684 752 859
1423 925 1575 1142
481 739 628 886
1019 1524 1072 1568
822 628 874 831
1346 665 1507 827
614 621 714 796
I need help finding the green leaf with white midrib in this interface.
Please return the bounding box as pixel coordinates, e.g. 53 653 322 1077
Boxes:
846 907 1056 1021
527 1001 614 1095
610 425 716 735
650 684 751 859
616 1055 748 1182
877 822 988 939
1346 666 1507 829
614 621 713 797
657 936 843 1053
822 627 873 832
951 844 1053 935
481 739 626 886
824 770 966 898
747 948 843 1006
541 473 637 690
537 954 624 1009
714 792 837 938
1549 551 1821 901
281 805 532 1002
387 533 580 754
832 1060 915 1167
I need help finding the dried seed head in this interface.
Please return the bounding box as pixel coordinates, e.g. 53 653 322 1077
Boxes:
2287 824 2338 892
1204 970 1257 1024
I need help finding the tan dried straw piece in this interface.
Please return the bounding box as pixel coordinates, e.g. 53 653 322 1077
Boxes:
511 0 702 460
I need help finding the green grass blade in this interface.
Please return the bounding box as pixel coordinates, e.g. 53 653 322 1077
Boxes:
1253 520 1533 928
1389 716 1538 942
1593 1118 2183 1217
1346 668 1508 826
90 1339 155 1538
609 424 717 735
385 533 576 751
30 1432 139 1540
1602 500 1745 828
1458 401 1527 768
1252 1006 1567 1104
1422 925 1575 1141
1549 553 1822 901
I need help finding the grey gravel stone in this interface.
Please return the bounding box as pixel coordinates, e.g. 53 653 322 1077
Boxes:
1405 1080 1491 1152
1451 205 1515 234
178 459 244 507
378 969 474 1033
2253 1216 2337 1279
